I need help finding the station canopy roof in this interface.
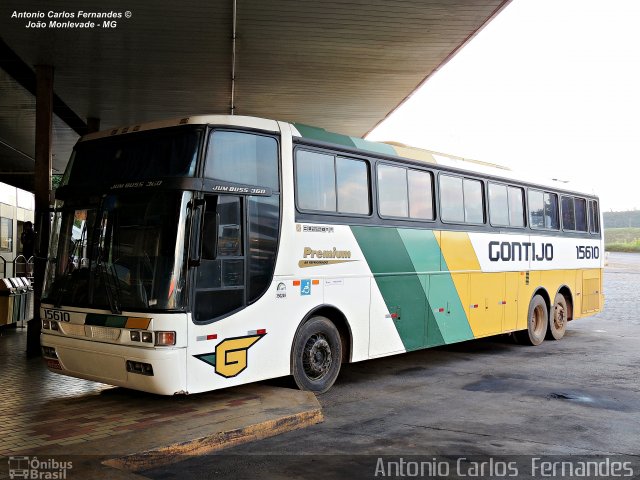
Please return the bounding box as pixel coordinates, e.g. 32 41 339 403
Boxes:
0 0 510 191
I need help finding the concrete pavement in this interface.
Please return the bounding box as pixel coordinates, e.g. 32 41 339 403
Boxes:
0 328 322 479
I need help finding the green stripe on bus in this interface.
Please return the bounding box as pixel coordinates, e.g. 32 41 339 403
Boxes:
396 229 473 344
352 226 474 347
351 226 445 350
351 137 397 156
293 123 358 148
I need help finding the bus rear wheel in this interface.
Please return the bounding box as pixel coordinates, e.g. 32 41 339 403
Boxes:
515 294 548 346
547 293 568 340
292 316 342 394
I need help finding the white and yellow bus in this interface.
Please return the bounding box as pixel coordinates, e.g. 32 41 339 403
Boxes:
40 115 603 394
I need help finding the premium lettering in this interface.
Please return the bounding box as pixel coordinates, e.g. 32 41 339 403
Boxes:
303 247 351 259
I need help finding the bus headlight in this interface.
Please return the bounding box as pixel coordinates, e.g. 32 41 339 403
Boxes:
155 331 176 346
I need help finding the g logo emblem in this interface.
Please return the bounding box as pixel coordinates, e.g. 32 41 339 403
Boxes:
195 334 265 378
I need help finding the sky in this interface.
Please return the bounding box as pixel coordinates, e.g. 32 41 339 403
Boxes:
367 0 640 212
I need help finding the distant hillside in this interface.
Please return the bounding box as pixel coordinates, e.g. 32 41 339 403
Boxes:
604 210 640 228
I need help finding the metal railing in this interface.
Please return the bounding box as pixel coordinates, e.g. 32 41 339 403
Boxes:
0 255 34 280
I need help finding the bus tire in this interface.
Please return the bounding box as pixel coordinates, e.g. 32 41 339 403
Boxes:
292 316 342 394
515 294 548 346
547 293 568 340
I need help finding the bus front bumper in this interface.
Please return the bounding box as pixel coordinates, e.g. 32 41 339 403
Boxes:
41 333 187 395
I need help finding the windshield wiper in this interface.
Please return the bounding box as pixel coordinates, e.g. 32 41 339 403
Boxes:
95 258 122 315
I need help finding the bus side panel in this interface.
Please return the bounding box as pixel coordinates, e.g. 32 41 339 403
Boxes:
353 227 476 356
503 272 520 332
322 276 371 362
437 231 480 339
368 276 406 358
185 222 378 393
468 232 603 330
580 268 603 316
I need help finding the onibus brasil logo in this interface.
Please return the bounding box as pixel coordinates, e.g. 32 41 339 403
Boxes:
8 456 73 479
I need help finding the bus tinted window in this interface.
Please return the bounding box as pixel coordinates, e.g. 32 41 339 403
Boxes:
65 127 201 188
464 178 484 223
407 170 434 220
508 187 525 227
195 195 245 322
378 165 408 217
529 190 559 230
489 183 509 226
575 198 588 232
336 157 370 215
561 196 576 231
296 151 370 215
296 150 336 212
248 195 280 303
206 131 279 190
545 193 559 229
589 200 600 233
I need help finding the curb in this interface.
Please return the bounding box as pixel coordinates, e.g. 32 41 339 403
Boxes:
103 406 323 473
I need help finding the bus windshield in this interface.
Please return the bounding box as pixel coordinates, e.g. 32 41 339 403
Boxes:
43 191 191 312
62 126 202 189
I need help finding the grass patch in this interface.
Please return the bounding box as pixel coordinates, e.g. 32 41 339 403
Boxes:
606 243 640 253
605 228 640 252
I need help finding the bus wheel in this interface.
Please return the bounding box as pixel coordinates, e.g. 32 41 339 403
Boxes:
292 316 342 394
515 294 548 346
547 293 568 340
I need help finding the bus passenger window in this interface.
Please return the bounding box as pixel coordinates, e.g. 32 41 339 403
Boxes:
529 190 559 230
463 179 484 223
296 150 336 212
489 183 509 226
508 187 525 227
544 193 559 229
575 198 588 232
408 170 434 220
378 165 408 217
561 196 576 231
336 157 370 215
439 175 464 222
589 200 600 233
528 190 545 228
